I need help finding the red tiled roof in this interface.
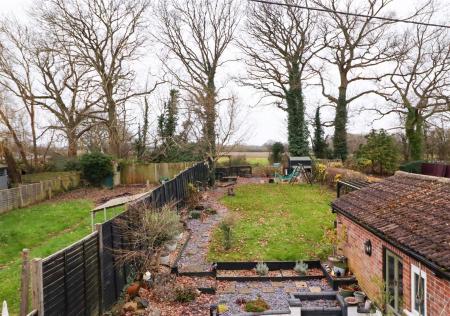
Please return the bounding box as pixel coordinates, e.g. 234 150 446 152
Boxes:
332 171 450 273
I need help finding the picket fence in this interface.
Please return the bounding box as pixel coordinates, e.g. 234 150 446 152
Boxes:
0 173 80 214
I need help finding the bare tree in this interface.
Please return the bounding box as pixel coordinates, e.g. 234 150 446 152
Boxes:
31 38 104 157
0 91 31 170
241 0 323 156
424 119 450 161
0 22 41 168
0 139 22 184
37 0 157 158
314 0 405 160
373 17 450 160
155 0 240 181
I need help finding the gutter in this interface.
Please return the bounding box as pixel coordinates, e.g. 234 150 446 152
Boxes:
332 203 450 281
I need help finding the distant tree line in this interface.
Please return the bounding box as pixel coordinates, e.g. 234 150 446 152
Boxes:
0 0 448 180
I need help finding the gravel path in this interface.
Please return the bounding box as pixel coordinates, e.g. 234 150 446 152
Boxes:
177 177 269 273
177 187 229 273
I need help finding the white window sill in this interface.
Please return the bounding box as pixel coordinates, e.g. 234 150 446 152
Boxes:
403 309 416 316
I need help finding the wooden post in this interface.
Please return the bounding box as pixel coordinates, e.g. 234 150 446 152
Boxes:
95 224 104 313
91 211 95 232
19 249 30 316
40 182 44 200
19 186 24 208
31 258 44 315
103 207 107 222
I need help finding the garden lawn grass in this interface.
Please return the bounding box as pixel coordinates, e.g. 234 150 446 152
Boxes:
0 200 124 315
208 184 335 262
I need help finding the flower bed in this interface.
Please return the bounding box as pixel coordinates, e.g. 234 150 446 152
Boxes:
215 261 324 281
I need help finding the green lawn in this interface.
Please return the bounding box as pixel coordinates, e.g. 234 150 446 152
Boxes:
208 184 335 262
217 156 269 167
0 200 124 315
246 157 269 166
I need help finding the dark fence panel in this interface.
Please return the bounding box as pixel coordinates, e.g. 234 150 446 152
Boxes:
98 162 208 312
38 162 208 316
41 232 101 316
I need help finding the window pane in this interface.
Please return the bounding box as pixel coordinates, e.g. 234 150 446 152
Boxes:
387 255 395 306
398 260 403 310
414 273 425 315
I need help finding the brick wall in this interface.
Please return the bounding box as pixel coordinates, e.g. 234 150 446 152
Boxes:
337 213 450 315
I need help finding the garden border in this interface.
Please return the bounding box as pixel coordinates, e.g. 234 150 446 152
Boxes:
215 260 324 282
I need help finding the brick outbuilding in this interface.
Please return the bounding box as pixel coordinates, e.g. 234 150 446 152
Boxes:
332 171 450 315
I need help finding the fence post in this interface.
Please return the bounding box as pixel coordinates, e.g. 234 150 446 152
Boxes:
40 182 44 200
95 224 104 314
19 249 30 316
19 186 24 208
31 258 44 315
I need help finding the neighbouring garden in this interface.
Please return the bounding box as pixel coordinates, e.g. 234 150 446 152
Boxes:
0 196 125 314
208 184 335 262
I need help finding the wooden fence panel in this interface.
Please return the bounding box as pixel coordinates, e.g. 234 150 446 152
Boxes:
35 162 209 315
120 162 195 184
41 232 101 316
0 174 80 214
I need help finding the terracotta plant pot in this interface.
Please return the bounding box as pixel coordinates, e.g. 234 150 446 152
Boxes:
126 282 140 297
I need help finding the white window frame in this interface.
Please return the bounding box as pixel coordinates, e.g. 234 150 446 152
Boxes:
410 264 427 316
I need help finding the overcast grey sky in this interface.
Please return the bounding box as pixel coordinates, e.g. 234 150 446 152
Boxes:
0 0 448 146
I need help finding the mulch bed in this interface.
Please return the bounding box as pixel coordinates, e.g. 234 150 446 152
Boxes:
52 184 149 205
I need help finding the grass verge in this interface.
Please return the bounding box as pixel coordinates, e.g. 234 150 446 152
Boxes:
208 184 335 262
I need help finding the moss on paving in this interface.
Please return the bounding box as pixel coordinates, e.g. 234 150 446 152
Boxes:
208 184 335 262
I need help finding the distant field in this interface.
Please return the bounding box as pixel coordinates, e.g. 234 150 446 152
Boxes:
227 151 270 158
218 152 270 167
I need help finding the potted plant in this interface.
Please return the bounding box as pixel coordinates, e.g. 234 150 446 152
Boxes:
354 291 366 303
339 284 360 298
333 261 347 276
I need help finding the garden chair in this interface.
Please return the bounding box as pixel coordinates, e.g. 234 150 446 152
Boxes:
274 165 301 183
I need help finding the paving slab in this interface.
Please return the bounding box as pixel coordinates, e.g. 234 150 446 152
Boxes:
238 287 253 294
262 287 275 293
309 286 322 293
271 281 284 288
295 281 308 288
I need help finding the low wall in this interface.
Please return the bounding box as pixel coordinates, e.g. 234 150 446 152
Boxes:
120 162 195 184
